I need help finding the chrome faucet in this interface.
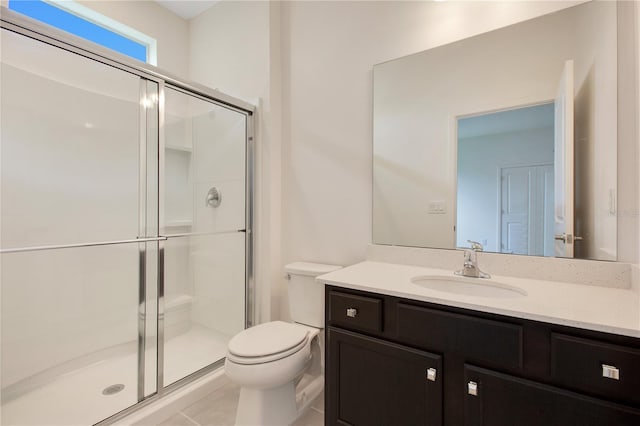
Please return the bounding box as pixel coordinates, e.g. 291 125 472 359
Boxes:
455 240 491 278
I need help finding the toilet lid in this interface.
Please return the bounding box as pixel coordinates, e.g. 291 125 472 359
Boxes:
227 321 309 358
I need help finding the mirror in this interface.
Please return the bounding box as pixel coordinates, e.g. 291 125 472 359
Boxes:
373 1 627 261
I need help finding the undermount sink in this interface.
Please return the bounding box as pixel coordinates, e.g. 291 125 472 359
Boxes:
411 275 527 298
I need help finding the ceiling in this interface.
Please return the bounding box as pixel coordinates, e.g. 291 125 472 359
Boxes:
155 0 218 20
458 103 554 140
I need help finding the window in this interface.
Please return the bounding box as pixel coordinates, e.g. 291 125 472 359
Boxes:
8 0 157 65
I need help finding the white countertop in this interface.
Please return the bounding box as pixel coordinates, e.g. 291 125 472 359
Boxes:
318 261 640 338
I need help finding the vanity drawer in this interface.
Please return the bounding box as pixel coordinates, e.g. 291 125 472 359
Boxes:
551 333 640 406
328 290 383 334
397 303 523 370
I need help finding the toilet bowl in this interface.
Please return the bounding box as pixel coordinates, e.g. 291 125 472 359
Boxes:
224 262 341 426
225 322 321 426
225 321 318 389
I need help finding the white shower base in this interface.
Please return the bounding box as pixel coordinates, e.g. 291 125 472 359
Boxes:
2 325 230 426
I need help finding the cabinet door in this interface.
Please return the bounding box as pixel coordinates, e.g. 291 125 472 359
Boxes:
464 365 640 426
327 327 442 426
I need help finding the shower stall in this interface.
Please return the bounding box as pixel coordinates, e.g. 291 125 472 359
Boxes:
0 10 254 425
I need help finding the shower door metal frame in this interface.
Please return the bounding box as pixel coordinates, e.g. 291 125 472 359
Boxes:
1 7 255 424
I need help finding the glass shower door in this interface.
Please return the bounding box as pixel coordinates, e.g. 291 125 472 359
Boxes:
1 29 158 424
162 87 247 386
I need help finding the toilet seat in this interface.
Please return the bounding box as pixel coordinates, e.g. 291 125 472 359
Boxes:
227 321 310 365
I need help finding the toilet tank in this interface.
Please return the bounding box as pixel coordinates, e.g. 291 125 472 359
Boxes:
285 262 342 328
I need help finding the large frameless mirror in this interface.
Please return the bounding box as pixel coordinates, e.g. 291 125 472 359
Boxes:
372 1 634 261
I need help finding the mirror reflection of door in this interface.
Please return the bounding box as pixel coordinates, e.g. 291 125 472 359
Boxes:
456 103 555 255
500 164 554 255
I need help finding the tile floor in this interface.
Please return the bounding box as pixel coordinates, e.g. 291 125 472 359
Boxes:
157 379 324 426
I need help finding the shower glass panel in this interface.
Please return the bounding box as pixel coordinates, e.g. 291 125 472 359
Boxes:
1 12 252 423
163 87 247 385
1 245 142 425
1 28 158 425
0 29 141 248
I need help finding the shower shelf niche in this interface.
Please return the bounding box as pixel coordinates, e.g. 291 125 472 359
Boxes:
165 117 194 229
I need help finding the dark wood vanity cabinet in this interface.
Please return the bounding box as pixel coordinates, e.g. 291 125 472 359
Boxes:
324 286 640 426
327 328 442 425
464 365 640 426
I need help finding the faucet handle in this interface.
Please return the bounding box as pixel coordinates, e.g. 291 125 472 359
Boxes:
467 240 484 251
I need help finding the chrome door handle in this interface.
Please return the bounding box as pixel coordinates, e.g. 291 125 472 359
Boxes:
554 233 583 244
468 381 478 396
426 368 437 382
554 233 566 242
602 364 620 380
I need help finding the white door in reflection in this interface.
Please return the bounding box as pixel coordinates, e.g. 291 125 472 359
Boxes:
500 164 554 256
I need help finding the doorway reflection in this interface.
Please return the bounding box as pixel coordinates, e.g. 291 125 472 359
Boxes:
456 103 554 255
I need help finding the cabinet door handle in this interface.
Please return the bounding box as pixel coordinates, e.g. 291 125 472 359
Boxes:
426 368 437 382
346 308 358 318
602 364 620 380
468 381 478 396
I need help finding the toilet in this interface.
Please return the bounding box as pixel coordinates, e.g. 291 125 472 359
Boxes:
224 262 341 426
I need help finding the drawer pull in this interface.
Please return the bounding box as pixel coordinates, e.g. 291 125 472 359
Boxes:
468 381 478 396
346 308 358 318
602 364 620 380
426 368 437 382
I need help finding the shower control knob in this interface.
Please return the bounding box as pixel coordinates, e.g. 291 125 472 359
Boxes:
346 308 358 318
206 187 222 208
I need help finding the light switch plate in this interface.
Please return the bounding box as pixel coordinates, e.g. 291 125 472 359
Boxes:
428 201 446 214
